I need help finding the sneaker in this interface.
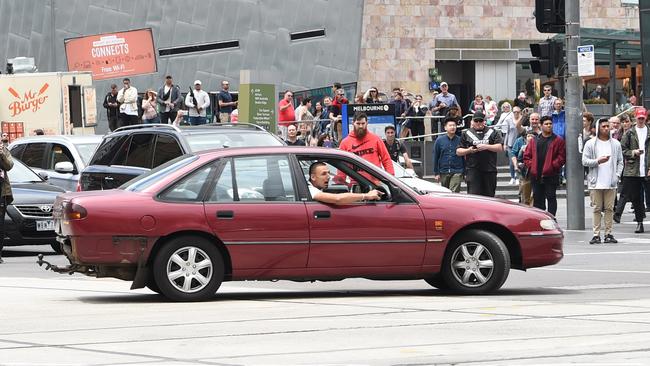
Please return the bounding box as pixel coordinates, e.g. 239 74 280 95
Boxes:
514 178 520 185
604 234 618 244
508 178 515 185
589 236 601 245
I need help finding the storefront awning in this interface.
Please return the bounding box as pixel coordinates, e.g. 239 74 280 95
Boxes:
552 27 640 63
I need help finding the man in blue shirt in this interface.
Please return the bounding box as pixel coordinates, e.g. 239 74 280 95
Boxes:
433 118 465 192
431 82 461 117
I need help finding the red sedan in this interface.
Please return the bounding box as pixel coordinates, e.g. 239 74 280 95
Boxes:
49 147 563 301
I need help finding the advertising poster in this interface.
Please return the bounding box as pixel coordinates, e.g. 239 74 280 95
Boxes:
64 28 157 80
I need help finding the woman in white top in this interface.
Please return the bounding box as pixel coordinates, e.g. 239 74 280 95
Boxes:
484 95 498 126
494 102 518 184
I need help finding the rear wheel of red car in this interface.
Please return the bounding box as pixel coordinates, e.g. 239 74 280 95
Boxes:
441 229 510 294
153 236 224 301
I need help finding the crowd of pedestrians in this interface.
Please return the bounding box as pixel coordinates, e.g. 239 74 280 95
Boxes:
102 78 650 244
103 76 238 130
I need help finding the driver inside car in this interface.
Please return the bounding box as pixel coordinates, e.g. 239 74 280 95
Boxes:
308 162 382 205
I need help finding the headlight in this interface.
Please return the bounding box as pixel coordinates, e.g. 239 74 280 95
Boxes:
540 219 558 230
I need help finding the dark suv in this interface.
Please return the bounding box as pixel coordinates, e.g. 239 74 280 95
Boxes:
79 123 284 191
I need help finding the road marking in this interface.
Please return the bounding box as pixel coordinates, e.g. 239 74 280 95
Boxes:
564 250 650 256
534 268 650 274
546 283 650 290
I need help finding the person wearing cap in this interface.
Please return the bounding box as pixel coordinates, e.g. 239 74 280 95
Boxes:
523 115 566 216
514 91 533 110
141 89 160 124
431 82 461 117
117 78 139 126
457 111 503 197
582 118 624 244
620 107 650 233
185 80 210 125
157 75 182 125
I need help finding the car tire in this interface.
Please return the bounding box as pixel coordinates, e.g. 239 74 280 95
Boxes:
441 229 510 294
424 273 449 290
146 269 161 294
153 236 224 302
50 243 63 254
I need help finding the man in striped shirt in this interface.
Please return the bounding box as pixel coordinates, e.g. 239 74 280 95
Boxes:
537 85 557 118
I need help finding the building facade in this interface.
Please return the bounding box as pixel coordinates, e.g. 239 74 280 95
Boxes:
0 0 641 130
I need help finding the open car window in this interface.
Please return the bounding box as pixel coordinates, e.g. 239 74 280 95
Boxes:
298 157 391 200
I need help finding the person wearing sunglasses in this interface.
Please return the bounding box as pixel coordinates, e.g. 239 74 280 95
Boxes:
457 111 504 197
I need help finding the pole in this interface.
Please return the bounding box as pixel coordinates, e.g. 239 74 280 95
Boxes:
610 42 617 115
641 3 650 110
565 0 584 230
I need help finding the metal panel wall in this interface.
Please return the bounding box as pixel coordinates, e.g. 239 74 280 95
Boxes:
0 0 363 132
474 60 516 103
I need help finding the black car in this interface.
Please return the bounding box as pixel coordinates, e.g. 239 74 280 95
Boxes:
79 123 285 191
3 159 65 252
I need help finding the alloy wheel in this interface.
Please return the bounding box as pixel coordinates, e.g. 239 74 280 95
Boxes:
450 242 494 288
165 246 213 293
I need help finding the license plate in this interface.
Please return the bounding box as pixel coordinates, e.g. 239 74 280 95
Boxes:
36 220 55 231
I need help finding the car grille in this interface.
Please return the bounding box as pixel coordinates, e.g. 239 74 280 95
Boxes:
14 205 54 218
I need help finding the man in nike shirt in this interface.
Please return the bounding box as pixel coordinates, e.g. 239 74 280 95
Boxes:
339 112 395 177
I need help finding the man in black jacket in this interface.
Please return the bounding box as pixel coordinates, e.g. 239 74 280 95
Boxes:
157 75 183 125
103 84 120 131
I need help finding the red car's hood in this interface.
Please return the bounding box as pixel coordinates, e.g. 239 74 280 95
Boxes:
418 192 554 219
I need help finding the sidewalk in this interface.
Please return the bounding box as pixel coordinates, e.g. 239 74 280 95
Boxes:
551 196 648 240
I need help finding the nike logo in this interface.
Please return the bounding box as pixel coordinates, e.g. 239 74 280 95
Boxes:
351 141 368 150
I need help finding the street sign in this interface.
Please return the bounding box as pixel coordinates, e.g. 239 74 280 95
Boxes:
577 45 595 77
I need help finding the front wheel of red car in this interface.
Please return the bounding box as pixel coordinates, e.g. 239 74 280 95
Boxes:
441 229 510 294
153 236 224 301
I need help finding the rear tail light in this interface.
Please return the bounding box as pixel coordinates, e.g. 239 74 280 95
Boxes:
64 202 87 220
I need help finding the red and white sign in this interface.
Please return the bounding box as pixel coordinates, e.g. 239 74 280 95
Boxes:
64 28 157 80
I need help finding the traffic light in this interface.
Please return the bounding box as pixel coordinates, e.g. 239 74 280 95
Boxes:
535 0 565 33
529 41 563 77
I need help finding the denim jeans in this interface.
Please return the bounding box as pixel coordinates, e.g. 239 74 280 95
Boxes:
188 116 207 125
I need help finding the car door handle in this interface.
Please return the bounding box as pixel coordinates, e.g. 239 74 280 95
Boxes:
314 211 331 219
103 176 114 181
216 210 234 219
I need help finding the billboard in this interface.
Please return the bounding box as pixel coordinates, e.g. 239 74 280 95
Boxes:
64 28 157 80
